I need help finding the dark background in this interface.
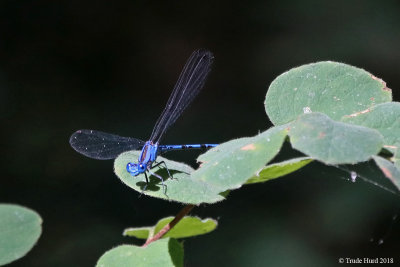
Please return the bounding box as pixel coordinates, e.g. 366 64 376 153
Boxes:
1 1 400 266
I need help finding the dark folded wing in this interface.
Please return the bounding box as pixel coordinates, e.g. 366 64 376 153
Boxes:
149 49 214 143
69 129 145 160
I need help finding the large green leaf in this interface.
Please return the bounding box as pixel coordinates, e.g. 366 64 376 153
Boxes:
289 113 383 164
124 216 217 239
114 151 224 204
192 125 288 191
0 204 42 266
342 102 400 154
96 238 183 267
372 156 400 191
246 157 313 184
265 61 392 125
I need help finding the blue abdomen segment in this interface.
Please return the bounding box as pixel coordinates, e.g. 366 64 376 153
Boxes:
159 144 218 153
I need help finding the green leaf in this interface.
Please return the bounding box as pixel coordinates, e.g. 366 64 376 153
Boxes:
246 157 313 184
372 155 400 191
265 61 392 126
114 151 224 204
96 238 183 267
0 204 42 266
192 125 288 191
124 216 218 240
123 227 150 239
342 102 400 154
289 112 383 164
158 216 217 239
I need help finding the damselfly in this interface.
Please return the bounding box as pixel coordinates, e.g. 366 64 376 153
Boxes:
70 49 217 189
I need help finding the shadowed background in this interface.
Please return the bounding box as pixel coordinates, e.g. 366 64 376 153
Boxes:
1 1 400 266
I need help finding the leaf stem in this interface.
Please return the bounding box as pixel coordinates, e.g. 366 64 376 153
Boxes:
142 204 195 247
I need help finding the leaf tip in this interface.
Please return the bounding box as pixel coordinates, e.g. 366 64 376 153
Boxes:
371 74 391 93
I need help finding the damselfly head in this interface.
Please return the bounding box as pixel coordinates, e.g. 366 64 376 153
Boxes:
126 162 140 176
126 162 147 176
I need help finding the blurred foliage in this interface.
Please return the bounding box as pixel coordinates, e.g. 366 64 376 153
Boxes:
97 238 183 267
0 204 42 265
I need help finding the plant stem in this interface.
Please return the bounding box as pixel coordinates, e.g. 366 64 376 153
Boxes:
142 204 195 247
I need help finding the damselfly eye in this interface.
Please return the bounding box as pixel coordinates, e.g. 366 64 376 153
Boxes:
126 162 139 175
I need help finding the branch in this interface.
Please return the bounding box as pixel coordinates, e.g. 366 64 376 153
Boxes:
142 204 195 247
